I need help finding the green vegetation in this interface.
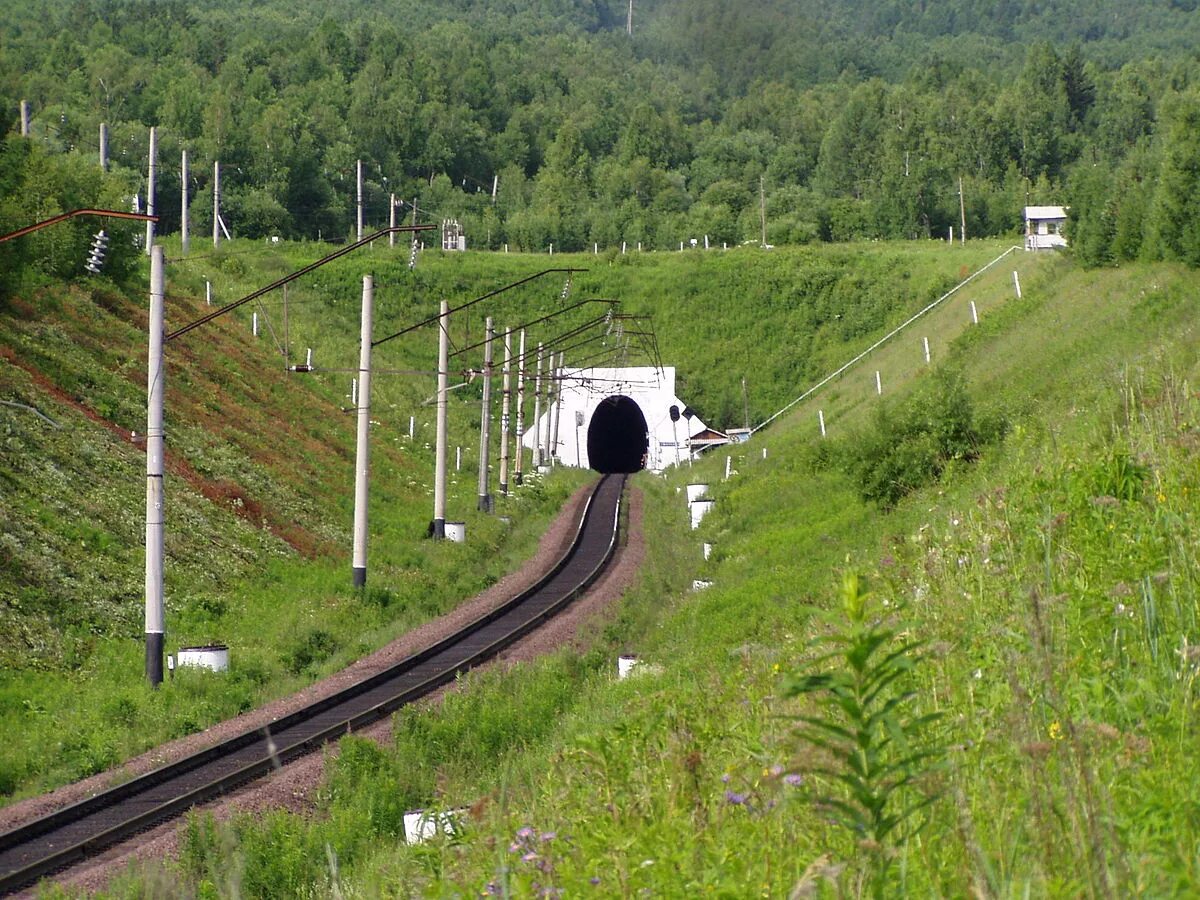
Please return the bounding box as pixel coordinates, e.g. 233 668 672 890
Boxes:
4 0 1200 894
30 247 1194 898
3 0 1200 271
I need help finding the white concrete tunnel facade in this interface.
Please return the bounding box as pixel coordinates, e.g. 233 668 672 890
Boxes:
521 366 710 472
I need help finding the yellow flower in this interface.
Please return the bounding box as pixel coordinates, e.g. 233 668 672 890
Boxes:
1048 721 1063 741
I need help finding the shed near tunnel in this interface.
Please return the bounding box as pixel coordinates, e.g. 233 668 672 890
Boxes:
522 366 718 472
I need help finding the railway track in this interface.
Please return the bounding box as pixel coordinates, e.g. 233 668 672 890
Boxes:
0 473 627 896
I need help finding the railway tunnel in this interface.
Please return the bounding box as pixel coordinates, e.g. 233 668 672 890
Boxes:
586 395 649 473
523 365 714 472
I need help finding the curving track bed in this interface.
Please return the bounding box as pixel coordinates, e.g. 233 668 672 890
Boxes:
0 473 627 896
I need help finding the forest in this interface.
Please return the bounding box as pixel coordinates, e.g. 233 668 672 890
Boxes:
2 0 1200 281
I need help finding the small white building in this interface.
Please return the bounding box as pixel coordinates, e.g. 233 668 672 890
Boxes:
1024 206 1068 251
521 366 713 472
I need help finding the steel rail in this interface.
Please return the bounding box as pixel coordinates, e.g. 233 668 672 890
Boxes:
0 473 625 896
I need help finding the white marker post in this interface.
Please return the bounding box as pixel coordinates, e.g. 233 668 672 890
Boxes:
970 300 979 324
923 336 931 364
875 370 883 395
819 409 826 437
1013 271 1022 298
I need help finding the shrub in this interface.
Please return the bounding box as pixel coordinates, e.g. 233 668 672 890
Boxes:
844 368 1002 507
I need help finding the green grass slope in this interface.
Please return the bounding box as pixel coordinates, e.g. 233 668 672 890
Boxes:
1 235 1000 805
81 252 1200 898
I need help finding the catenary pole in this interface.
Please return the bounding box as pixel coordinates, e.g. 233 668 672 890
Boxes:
180 149 189 256
352 276 374 587
499 327 512 495
432 299 449 538
549 351 564 463
99 123 108 171
145 246 166 686
477 317 495 511
532 343 544 467
212 161 221 248
514 329 526 485
356 159 364 242
145 127 156 255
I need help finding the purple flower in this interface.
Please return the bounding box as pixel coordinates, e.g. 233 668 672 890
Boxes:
589 876 601 886
769 764 784 777
784 773 804 787
522 852 540 863
721 773 732 784
540 831 557 842
516 826 535 839
724 790 747 805
483 883 500 896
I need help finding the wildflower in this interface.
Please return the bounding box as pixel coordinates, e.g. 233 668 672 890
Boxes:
590 876 601 885
783 773 804 787
522 852 540 863
770 764 784 777
725 790 748 805
540 831 557 842
1048 721 1063 741
721 773 731 784
516 826 535 839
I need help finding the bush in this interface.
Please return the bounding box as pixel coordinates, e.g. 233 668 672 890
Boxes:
844 368 1002 508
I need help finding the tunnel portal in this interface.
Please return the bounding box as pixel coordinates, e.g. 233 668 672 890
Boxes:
587 395 649 473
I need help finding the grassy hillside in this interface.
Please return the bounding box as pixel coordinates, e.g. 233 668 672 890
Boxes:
1 237 1009 804
70 250 1200 897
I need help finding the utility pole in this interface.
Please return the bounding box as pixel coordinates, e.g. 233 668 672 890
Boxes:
145 127 156 255
627 0 633 35
432 299 450 539
19 100 28 136
477 317 495 511
99 123 108 171
759 175 767 246
352 276 374 586
958 176 967 244
549 351 564 464
213 160 221 248
532 343 544 468
499 327 512 495
356 159 364 242
388 193 396 247
491 175 498 203
145 245 166 687
180 149 189 256
514 329 527 485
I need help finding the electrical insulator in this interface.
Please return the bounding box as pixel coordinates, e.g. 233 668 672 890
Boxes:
84 230 109 274
409 238 419 270
560 278 571 301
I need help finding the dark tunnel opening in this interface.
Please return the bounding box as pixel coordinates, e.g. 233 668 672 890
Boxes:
587 395 649 473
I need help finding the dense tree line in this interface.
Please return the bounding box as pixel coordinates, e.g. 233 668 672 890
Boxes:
1 0 1199 266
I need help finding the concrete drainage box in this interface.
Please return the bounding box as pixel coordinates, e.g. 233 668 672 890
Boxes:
176 644 229 672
